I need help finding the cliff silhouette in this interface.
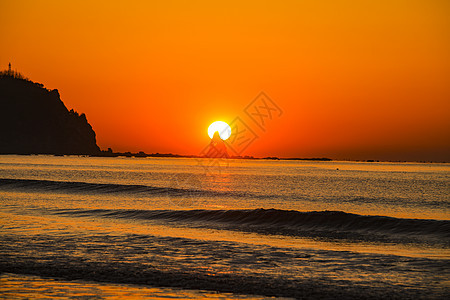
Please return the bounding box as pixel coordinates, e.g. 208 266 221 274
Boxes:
0 68 100 155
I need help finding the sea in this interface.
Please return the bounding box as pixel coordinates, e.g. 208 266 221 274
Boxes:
0 155 449 299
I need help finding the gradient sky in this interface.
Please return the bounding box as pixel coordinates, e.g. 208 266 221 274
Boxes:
1 0 449 161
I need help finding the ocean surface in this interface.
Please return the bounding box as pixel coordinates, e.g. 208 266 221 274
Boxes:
0 155 449 299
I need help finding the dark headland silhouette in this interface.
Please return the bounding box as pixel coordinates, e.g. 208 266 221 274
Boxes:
0 65 100 155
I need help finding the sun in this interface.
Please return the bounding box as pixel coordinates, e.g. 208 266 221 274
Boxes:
208 121 231 140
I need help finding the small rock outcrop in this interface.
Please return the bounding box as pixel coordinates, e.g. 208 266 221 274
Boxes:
205 131 229 158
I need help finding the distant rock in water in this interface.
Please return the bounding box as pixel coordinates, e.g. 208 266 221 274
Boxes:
205 131 229 158
0 70 100 155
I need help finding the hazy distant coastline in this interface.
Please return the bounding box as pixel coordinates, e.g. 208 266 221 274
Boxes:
4 152 447 164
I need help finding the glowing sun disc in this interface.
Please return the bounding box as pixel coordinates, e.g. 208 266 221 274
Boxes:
208 121 231 140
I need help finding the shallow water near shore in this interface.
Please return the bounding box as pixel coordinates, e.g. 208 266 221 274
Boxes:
0 273 270 299
0 155 449 299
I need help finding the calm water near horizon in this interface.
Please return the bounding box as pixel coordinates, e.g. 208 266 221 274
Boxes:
0 155 449 299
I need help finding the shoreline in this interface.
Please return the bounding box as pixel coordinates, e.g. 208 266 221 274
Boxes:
0 153 448 164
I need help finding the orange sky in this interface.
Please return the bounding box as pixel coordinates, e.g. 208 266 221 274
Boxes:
1 0 449 161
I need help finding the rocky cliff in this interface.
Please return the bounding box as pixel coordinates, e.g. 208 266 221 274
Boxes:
0 73 100 155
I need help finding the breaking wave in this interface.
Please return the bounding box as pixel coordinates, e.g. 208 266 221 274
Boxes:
53 208 450 244
0 178 229 198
